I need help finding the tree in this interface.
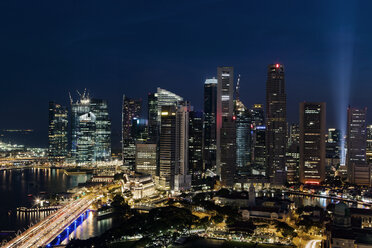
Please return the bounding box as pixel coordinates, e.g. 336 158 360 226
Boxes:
212 214 224 224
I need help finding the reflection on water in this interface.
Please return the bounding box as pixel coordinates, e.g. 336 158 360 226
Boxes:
61 211 113 244
0 168 91 231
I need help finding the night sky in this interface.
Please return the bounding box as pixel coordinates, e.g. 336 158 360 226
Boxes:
0 0 371 148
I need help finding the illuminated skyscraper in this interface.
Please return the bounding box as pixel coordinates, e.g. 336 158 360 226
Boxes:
136 143 157 177
131 118 148 142
122 95 142 170
235 99 251 176
266 63 287 185
147 92 158 143
326 128 341 174
159 105 177 190
288 123 300 148
122 96 142 141
216 66 236 187
250 104 266 174
347 107 369 185
203 78 217 172
158 103 191 190
188 110 203 183
299 102 326 184
367 125 372 164
48 102 68 162
70 92 111 165
156 88 183 123
286 123 300 184
90 99 111 162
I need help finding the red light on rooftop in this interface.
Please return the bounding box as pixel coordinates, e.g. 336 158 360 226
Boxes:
232 116 236 120
275 64 280 68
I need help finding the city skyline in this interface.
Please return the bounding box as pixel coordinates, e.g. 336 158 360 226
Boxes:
2 1 372 148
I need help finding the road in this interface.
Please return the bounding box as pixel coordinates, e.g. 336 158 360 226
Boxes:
4 195 96 248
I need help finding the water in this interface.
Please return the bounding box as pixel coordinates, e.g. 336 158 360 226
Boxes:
0 168 112 242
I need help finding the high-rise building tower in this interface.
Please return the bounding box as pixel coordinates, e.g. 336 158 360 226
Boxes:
122 95 142 170
158 104 191 190
203 78 217 172
286 123 300 184
122 95 142 141
250 104 266 175
147 92 159 143
266 63 287 185
70 92 111 165
48 102 68 162
189 110 204 184
216 66 236 187
90 99 111 162
367 125 372 164
159 105 177 190
299 102 326 184
156 88 183 123
235 97 251 176
347 107 369 185
136 143 157 178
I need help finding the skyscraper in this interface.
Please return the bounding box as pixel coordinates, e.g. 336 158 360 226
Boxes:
326 128 341 174
189 110 203 183
156 88 183 123
299 102 326 184
70 92 111 165
250 104 266 175
122 95 142 141
175 103 192 191
235 98 251 176
216 66 236 187
147 92 159 143
266 63 287 185
286 123 300 184
136 143 157 177
91 99 111 162
347 107 369 185
48 102 68 162
122 95 142 170
158 104 191 190
203 78 217 172
367 125 372 164
159 105 177 190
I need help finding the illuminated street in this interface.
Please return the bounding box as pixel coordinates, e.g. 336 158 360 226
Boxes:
4 195 96 248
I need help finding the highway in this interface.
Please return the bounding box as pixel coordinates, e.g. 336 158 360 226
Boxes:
4 195 96 248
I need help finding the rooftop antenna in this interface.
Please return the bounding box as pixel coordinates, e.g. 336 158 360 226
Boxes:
82 88 87 99
235 74 241 101
68 92 73 104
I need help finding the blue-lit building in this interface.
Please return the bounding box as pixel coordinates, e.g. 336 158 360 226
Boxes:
235 99 251 176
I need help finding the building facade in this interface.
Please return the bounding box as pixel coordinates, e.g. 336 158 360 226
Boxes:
135 143 157 177
216 66 236 187
250 104 266 175
347 107 369 185
203 78 218 172
266 64 287 185
70 94 111 165
48 102 68 162
299 102 326 184
122 95 142 170
189 110 204 183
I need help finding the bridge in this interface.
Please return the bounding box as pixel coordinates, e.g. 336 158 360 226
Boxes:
4 195 96 248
